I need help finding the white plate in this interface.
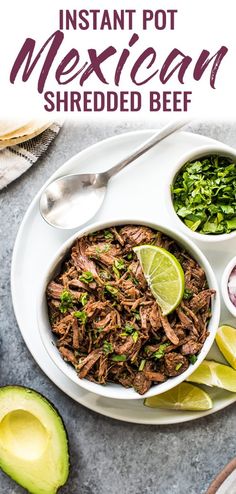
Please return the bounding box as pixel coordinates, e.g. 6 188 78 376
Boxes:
11 129 236 424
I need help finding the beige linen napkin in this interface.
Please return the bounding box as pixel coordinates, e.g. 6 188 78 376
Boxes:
0 122 61 190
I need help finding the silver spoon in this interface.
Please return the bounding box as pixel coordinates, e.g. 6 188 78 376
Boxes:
40 120 190 229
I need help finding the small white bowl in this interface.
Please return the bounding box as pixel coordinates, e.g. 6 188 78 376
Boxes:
167 143 236 244
221 256 236 317
37 219 220 400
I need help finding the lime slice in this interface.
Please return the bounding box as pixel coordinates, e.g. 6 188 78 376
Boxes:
133 245 185 315
215 325 236 369
186 360 236 392
144 382 212 411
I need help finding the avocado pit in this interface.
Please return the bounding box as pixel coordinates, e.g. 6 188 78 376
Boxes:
0 409 48 461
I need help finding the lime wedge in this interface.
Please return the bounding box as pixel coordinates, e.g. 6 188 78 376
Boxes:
144 382 212 411
133 245 185 315
216 325 236 369
186 360 236 392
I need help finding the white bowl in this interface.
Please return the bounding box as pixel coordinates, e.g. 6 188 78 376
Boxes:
221 255 236 318
37 219 220 400
167 143 236 243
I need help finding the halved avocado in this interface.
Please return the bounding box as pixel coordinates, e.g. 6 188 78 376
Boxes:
0 386 69 494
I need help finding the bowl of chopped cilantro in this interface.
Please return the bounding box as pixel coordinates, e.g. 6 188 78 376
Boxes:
170 145 236 241
37 218 220 400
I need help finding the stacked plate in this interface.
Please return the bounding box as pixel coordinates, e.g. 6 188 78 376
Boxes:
0 120 52 148
11 128 236 424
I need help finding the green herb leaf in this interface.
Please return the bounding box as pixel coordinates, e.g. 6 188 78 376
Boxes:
112 266 120 278
111 354 126 362
96 244 110 254
59 290 74 313
103 340 113 355
183 288 193 300
113 259 126 279
153 343 170 359
105 284 118 297
124 324 134 334
79 271 94 284
132 331 139 343
73 310 87 324
104 230 113 239
80 293 88 306
139 359 146 371
114 259 125 270
189 355 198 365
175 362 183 371
173 155 236 235
133 311 141 321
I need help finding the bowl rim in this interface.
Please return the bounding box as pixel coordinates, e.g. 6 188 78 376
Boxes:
166 142 236 243
37 218 220 400
221 255 236 318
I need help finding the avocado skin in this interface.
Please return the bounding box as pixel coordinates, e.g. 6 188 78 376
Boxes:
0 385 70 494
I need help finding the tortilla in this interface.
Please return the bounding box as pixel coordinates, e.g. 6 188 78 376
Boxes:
0 120 52 140
0 120 31 138
0 121 52 149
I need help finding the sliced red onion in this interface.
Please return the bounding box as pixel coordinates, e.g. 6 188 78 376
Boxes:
228 266 236 306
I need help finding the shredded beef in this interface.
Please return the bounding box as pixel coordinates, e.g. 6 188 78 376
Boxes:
46 225 215 394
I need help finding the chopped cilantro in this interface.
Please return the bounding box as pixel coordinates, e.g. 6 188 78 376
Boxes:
113 259 125 279
172 155 236 235
189 355 198 365
183 288 193 300
153 343 170 359
59 290 73 313
113 266 120 278
127 252 133 260
104 230 113 239
139 359 146 371
79 271 94 284
132 331 139 343
114 259 125 270
105 284 118 297
96 244 110 254
125 324 134 334
111 354 126 362
103 340 113 354
175 362 183 371
80 293 88 306
73 310 87 324
133 311 141 321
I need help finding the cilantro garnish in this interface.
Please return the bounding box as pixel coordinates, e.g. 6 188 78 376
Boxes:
139 359 146 371
132 331 139 343
79 271 94 284
73 310 87 324
172 155 236 234
111 354 126 362
124 324 134 334
153 343 170 359
103 341 113 355
105 284 118 297
183 288 193 300
175 362 183 371
80 293 88 306
189 355 198 365
114 259 125 270
104 230 113 239
59 290 74 313
113 258 125 278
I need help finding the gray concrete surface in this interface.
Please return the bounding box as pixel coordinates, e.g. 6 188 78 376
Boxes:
1 120 236 494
